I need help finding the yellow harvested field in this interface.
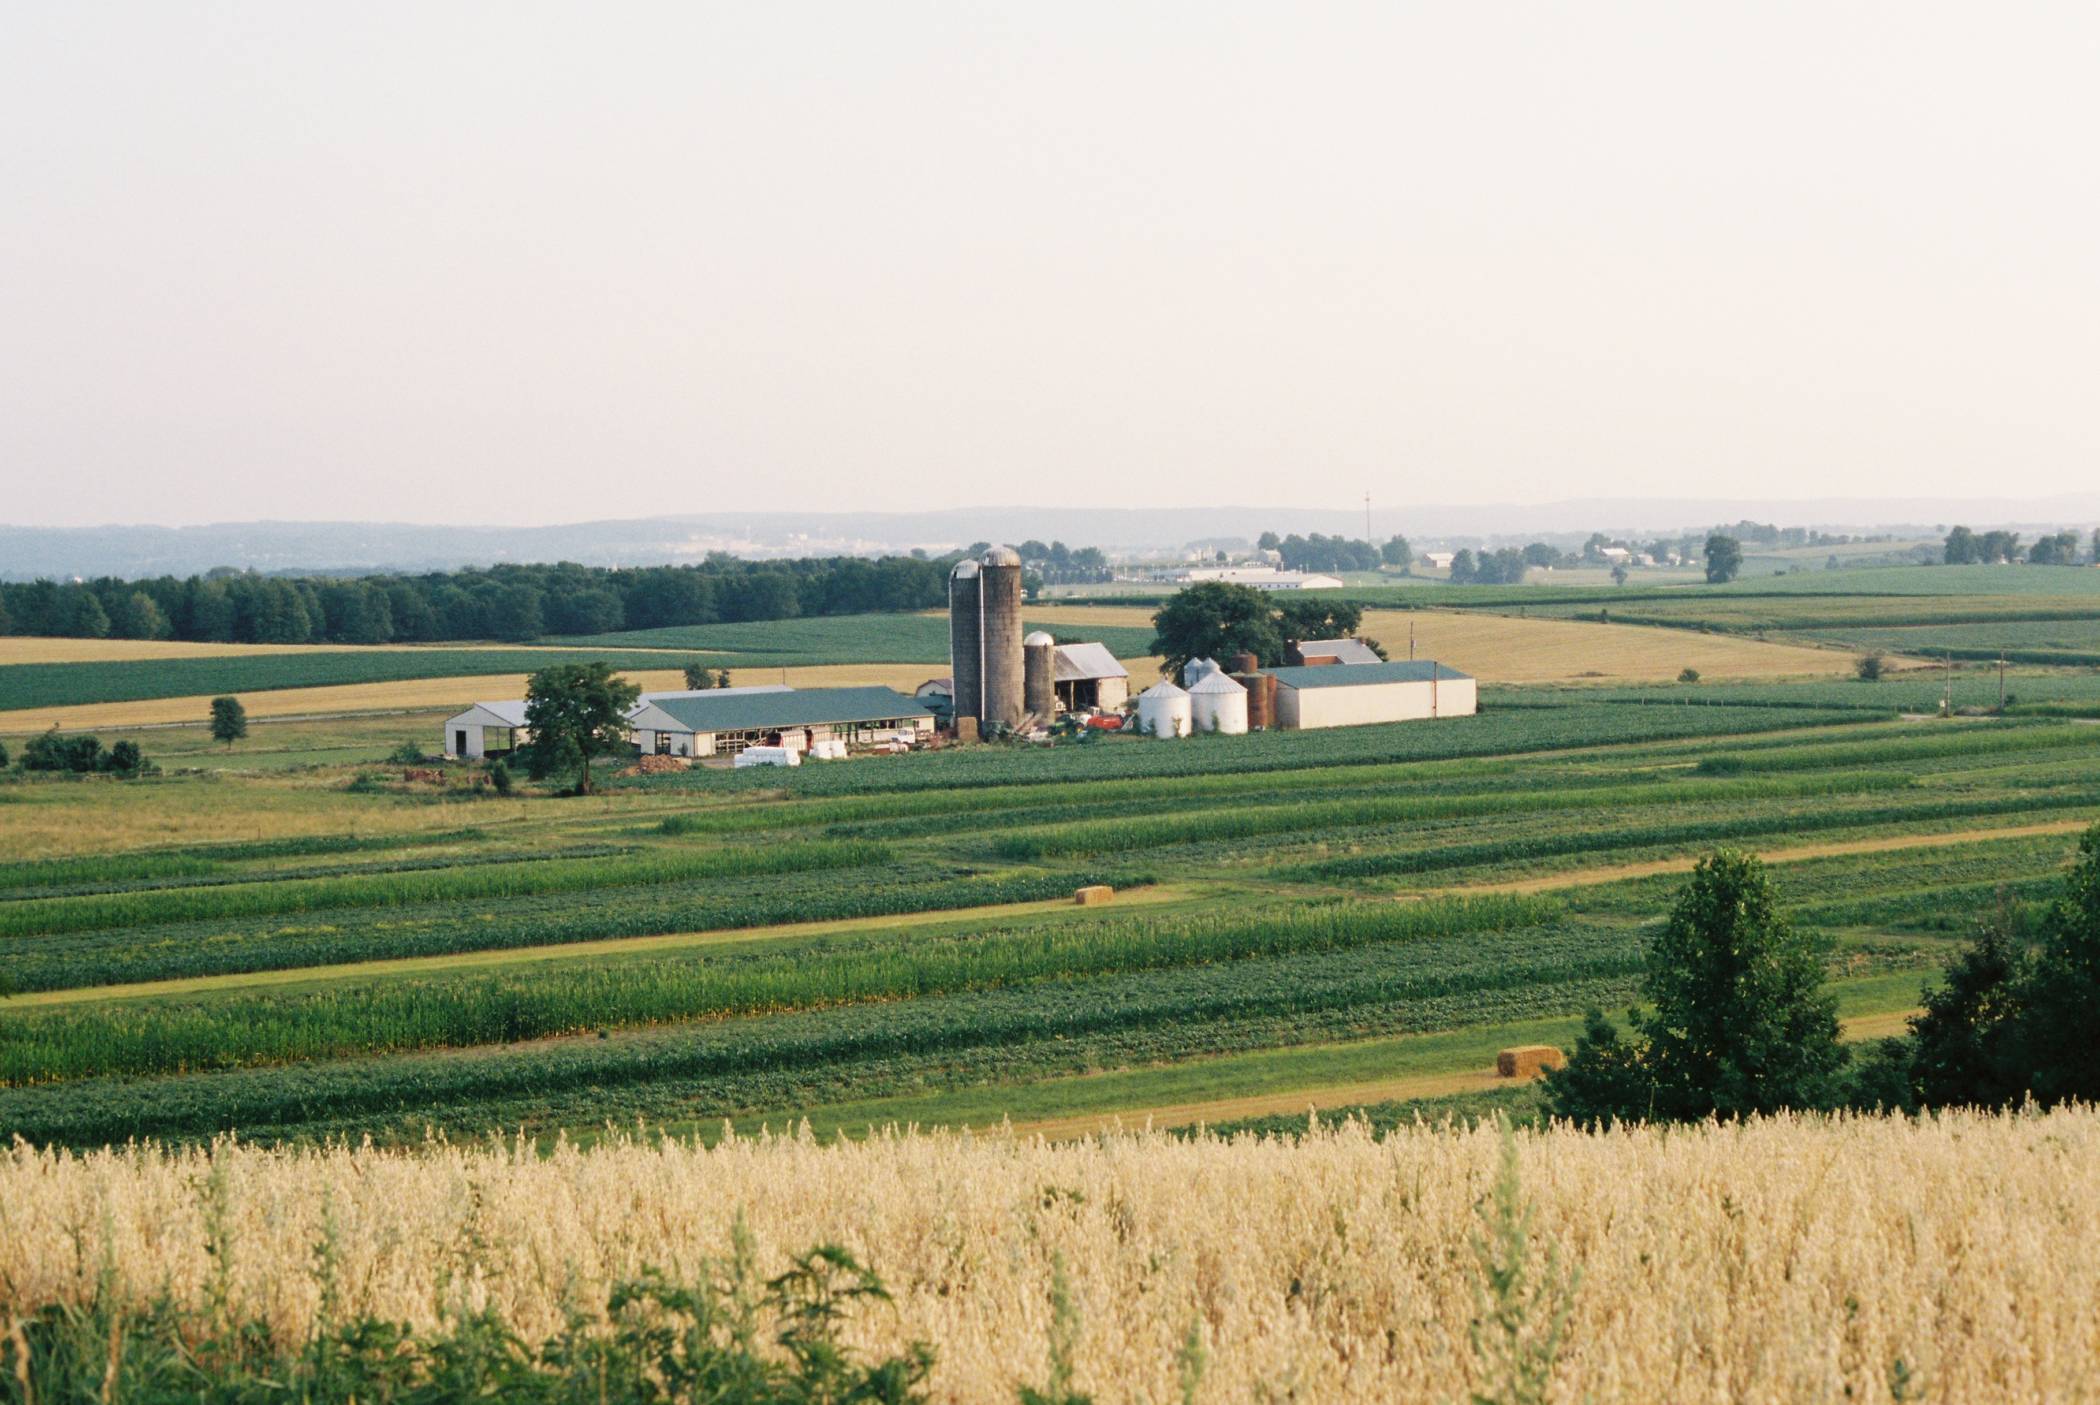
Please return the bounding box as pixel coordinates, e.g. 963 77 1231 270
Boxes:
1020 603 1851 682
7 1110 2098 1401
0 636 674 666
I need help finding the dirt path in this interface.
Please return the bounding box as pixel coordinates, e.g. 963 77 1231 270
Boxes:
1003 1011 1921 1140
1426 820 2091 898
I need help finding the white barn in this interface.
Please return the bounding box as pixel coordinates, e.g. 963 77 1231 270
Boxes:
628 686 935 758
1268 660 1477 730
441 701 529 759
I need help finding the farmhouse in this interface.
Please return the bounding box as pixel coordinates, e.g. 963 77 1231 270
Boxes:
627 685 934 758
1268 660 1476 730
1286 637 1383 666
441 701 528 759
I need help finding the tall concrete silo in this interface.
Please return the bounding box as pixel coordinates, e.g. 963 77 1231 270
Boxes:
979 546 1025 728
1024 631 1057 718
948 559 983 726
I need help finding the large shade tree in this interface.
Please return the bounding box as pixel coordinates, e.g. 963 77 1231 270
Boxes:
524 662 640 794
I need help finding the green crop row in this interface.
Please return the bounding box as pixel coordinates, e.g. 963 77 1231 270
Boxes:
0 865 1149 993
992 771 1918 861
1291 787 2100 883
621 702 1880 798
0 842 630 905
1691 725 2099 776
0 840 889 940
0 925 1634 1146
0 895 1557 1083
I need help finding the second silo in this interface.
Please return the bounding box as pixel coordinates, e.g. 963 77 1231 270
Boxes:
1024 631 1057 719
979 546 1025 728
948 559 983 725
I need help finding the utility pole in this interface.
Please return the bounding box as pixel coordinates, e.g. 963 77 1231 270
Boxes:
1942 651 1953 718
1999 652 2007 712
1409 618 1416 660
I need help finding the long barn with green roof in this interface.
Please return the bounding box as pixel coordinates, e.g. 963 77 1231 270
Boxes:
627 686 934 757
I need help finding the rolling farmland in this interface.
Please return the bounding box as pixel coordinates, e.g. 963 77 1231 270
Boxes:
5 575 2100 1401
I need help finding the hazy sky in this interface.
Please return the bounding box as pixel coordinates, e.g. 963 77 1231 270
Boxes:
3 3 2096 528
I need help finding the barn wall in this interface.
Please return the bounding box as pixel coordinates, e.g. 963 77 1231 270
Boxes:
1277 677 1478 729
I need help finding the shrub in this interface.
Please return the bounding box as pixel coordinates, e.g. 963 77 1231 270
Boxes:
1856 653 1885 681
487 758 513 795
0 741 8 769
1677 668 1700 684
388 739 426 764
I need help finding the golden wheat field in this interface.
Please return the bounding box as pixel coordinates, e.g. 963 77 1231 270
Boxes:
7 1111 2097 1403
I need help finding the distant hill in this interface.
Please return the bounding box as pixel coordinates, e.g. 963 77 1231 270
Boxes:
5 496 2097 580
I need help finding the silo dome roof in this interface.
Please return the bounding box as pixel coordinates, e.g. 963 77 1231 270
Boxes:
951 559 979 579
1187 671 1246 693
1024 631 1055 646
981 545 1022 567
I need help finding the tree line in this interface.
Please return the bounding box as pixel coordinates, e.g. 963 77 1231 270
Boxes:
1943 526 2093 565
0 553 989 645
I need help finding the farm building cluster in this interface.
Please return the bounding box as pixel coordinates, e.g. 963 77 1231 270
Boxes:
441 546 1474 764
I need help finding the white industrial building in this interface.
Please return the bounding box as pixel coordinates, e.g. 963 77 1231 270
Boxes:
441 701 530 759
1167 566 1345 591
1268 660 1476 730
628 685 934 758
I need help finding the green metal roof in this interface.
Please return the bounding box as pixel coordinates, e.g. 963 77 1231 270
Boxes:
1263 660 1472 689
648 686 932 733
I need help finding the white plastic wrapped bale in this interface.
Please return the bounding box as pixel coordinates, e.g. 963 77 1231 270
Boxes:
1135 680 1192 739
1187 670 1249 734
807 738 849 760
733 746 801 768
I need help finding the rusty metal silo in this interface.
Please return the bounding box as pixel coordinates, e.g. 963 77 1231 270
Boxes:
948 559 982 726
1024 630 1057 719
979 546 1025 728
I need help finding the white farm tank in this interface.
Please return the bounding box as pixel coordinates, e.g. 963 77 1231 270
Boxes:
1136 680 1192 739
1187 671 1248 734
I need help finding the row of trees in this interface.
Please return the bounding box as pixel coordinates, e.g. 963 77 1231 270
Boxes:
1548 830 2100 1124
1145 583 1376 679
1944 526 2094 565
1253 531 1401 574
0 553 990 645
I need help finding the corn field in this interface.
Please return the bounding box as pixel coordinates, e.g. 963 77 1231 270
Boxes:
4 1110 2097 1402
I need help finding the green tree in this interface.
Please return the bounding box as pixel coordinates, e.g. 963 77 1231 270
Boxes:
1381 534 1412 568
65 587 111 639
1547 850 1844 1123
524 662 639 794
0 741 8 769
1272 596 1364 642
209 696 248 749
715 668 733 689
1943 525 1977 564
1703 534 1743 584
2021 825 2100 1105
683 661 716 690
1147 583 1284 678
1908 907 2029 1109
1855 653 1884 681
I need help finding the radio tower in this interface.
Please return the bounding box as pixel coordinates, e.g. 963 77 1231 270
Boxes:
1364 492 1371 540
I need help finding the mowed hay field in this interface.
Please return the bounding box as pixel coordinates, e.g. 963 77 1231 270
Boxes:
1018 604 1857 682
7 1111 2099 1402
